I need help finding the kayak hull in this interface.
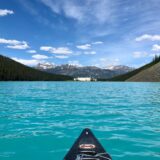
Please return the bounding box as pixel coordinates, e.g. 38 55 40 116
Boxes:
64 128 112 160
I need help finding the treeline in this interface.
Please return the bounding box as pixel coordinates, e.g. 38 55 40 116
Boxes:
0 55 73 81
101 55 160 81
152 55 160 63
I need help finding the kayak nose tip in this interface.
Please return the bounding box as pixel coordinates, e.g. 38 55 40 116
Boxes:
83 128 92 134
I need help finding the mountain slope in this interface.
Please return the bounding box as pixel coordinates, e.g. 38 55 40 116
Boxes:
108 56 160 81
0 55 72 81
127 62 160 82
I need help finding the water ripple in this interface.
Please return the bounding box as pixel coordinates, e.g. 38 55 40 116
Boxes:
0 82 160 160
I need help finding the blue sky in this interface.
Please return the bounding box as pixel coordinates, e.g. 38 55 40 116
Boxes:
0 0 160 68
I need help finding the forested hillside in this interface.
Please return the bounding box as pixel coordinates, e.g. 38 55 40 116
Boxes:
0 55 73 81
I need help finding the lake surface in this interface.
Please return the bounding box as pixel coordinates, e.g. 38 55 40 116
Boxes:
0 82 160 160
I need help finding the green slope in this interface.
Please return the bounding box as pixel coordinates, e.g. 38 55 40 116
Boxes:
107 56 160 81
0 55 73 81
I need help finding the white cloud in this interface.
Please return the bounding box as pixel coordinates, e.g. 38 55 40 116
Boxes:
12 57 40 66
92 41 103 45
7 43 29 50
77 44 91 50
40 46 72 54
52 47 72 54
68 60 82 66
32 54 49 60
152 44 160 52
0 9 14 16
0 38 29 50
27 50 37 53
135 34 160 42
55 55 69 59
84 51 96 55
40 46 52 51
133 51 148 58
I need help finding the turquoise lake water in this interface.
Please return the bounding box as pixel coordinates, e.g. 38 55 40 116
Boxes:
0 82 160 160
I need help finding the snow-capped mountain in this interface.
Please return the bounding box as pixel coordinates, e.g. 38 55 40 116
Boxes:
36 62 55 70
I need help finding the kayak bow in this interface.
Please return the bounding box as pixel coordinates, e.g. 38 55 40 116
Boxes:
64 128 112 160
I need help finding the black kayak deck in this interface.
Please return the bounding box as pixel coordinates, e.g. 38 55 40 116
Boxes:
64 128 112 160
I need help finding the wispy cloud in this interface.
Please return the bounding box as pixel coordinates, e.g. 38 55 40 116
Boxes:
135 34 160 42
40 0 114 24
32 54 49 60
40 46 72 54
133 51 148 58
0 38 29 50
152 44 160 52
76 41 104 50
0 9 14 16
77 44 91 50
55 55 69 59
84 51 96 55
7 44 29 50
27 50 37 53
92 41 103 45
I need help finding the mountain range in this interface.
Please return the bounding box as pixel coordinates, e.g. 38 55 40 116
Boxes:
36 63 134 79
